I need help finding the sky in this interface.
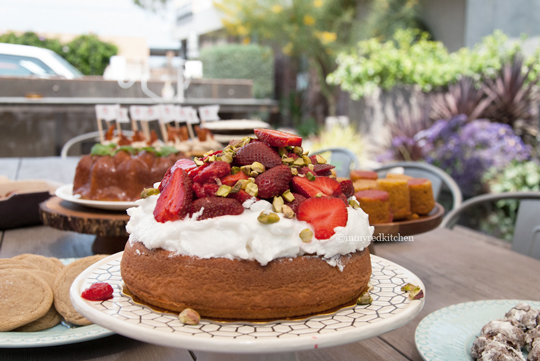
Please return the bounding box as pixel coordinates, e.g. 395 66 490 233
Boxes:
0 0 179 49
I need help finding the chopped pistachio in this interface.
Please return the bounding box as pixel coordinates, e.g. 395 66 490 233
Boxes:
329 175 336 179
308 164 315 170
357 292 373 305
298 174 306 178
278 147 287 157
315 192 323 198
230 181 243 193
302 155 312 165
349 199 360 209
315 155 327 164
203 150 214 157
221 153 233 163
299 228 313 243
215 178 222 186
237 179 250 189
293 146 303 156
306 172 316 181
282 205 295 219
290 168 299 176
257 211 280 224
400 283 417 292
409 286 424 300
273 196 284 212
208 155 216 162
241 165 251 176
248 177 256 183
282 157 294 164
231 166 241 175
194 158 204 166
251 162 265 173
303 149 310 156
285 146 294 151
141 188 160 198
179 308 200 325
216 185 232 197
250 171 260 177
245 183 258 197
229 139 242 147
282 190 295 202
293 158 305 166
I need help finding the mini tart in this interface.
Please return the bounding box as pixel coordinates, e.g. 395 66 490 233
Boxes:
121 241 372 320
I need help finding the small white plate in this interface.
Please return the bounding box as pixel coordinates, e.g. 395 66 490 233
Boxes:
415 299 540 361
71 253 425 354
55 184 137 211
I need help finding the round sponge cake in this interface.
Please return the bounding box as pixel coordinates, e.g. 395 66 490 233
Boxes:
121 241 372 320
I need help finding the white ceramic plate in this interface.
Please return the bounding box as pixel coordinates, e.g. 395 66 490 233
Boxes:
55 184 137 211
415 299 540 361
70 253 425 354
0 258 114 348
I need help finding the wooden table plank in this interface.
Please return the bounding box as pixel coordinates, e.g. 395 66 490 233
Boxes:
297 337 411 360
0 157 20 180
373 227 540 360
17 156 79 184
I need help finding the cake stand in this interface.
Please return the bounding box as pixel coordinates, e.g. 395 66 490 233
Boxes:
70 253 425 361
39 196 129 254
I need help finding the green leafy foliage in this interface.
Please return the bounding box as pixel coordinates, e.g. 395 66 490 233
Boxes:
63 35 118 76
199 44 274 98
91 143 117 156
328 29 522 99
0 31 118 76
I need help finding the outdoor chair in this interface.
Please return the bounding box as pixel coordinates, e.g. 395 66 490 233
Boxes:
310 148 360 178
374 161 463 211
440 191 540 260
61 130 134 159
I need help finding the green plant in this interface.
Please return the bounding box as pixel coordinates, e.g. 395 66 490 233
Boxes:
328 29 521 99
199 44 274 98
0 31 64 54
63 35 118 76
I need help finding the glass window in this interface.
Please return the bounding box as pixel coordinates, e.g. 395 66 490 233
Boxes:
0 54 56 77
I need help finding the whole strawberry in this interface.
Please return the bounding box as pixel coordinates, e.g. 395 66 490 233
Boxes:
340 180 354 197
255 165 293 199
286 192 307 213
190 198 244 220
234 142 282 168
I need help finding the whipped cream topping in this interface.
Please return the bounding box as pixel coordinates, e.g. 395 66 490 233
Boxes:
126 197 373 267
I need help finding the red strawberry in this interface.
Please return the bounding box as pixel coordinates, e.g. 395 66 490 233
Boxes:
229 189 256 204
159 159 197 191
288 152 299 160
309 155 318 164
234 142 282 168
254 129 302 147
337 193 349 207
192 182 206 198
203 183 220 197
298 167 316 176
290 176 342 198
297 198 348 239
286 192 307 213
340 180 354 197
190 198 244 220
202 150 223 161
313 164 335 176
255 165 293 199
221 171 249 186
154 169 193 223
193 161 231 184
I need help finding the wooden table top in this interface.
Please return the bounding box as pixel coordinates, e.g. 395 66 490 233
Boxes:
1 157 540 361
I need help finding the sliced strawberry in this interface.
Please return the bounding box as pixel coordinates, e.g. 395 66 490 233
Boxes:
159 159 197 191
193 161 231 184
234 141 282 168
254 129 302 147
203 183 220 197
154 169 192 223
221 171 249 186
190 198 244 220
290 176 342 198
255 165 293 199
297 198 348 239
298 167 316 176
229 189 256 205
340 180 355 197
286 192 307 213
192 182 206 199
313 164 335 176
337 193 349 207
309 155 318 164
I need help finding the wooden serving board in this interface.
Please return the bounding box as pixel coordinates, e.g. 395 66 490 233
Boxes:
39 196 130 254
372 203 445 238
